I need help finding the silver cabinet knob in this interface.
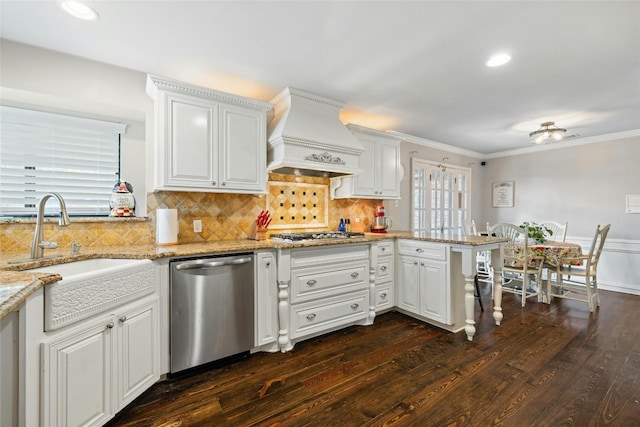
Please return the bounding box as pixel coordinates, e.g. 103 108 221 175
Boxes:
421 262 425 266
212 181 217 186
119 316 127 323
106 322 114 329
380 247 386 251
416 248 424 253
350 303 359 309
265 261 271 267
306 313 316 320
351 272 359 278
306 279 317 286
380 293 387 299
413 260 418 265
380 265 387 271
222 182 226 186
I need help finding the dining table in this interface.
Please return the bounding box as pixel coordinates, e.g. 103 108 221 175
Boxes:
518 240 584 267
511 240 583 302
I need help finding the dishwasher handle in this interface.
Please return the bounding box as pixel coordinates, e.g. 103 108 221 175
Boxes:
175 256 252 271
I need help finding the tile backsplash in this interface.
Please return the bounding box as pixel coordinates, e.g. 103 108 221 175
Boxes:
0 174 381 253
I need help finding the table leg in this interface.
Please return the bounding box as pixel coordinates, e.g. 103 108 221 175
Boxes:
491 248 503 326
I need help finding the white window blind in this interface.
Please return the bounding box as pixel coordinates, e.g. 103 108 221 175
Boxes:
0 106 126 216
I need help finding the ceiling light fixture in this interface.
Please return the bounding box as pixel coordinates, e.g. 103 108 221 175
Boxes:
529 121 567 145
486 53 511 67
59 1 99 21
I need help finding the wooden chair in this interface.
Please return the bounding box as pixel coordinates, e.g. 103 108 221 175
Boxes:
487 223 545 307
547 224 611 312
539 220 568 242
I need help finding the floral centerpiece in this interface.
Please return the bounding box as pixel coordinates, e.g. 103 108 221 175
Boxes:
520 221 553 244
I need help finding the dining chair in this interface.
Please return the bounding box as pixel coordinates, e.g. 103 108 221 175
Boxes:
539 220 568 242
486 222 545 307
547 224 611 312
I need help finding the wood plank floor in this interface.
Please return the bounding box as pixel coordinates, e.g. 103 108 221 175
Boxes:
107 288 640 426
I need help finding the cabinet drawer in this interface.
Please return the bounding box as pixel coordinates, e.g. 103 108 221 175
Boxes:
375 284 394 311
377 241 394 257
376 258 393 283
290 291 368 339
397 240 448 261
291 261 368 303
291 245 368 269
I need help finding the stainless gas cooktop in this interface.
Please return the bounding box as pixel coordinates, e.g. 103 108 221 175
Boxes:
269 231 365 243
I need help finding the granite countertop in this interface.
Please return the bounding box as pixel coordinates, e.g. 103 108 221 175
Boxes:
0 231 507 320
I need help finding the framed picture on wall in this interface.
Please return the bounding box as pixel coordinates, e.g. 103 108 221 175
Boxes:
492 181 514 208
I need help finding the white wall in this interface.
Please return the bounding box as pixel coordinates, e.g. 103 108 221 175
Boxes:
0 39 149 215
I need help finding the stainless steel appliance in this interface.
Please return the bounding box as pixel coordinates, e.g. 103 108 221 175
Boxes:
170 253 254 374
269 231 365 243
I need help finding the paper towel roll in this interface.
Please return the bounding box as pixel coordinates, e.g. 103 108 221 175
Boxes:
156 208 178 245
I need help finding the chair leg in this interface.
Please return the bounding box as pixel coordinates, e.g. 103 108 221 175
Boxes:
474 274 484 312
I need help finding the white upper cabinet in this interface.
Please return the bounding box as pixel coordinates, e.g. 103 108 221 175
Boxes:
146 75 272 193
331 124 402 199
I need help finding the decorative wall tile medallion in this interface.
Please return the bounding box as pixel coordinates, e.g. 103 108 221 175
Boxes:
267 181 328 229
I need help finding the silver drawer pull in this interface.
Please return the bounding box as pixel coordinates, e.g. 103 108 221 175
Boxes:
413 260 418 265
380 265 387 271
306 313 316 320
106 322 114 329
380 293 387 298
381 247 386 251
350 303 359 309
351 272 359 278
306 279 317 286
416 248 424 253
119 316 127 323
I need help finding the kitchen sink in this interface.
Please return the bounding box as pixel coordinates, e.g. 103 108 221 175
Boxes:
26 258 147 279
25 258 156 331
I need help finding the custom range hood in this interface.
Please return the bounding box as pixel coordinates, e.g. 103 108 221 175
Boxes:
267 87 365 177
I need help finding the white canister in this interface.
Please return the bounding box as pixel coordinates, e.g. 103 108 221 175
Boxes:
156 208 178 245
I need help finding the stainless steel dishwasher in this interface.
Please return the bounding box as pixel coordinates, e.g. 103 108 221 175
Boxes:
170 253 254 374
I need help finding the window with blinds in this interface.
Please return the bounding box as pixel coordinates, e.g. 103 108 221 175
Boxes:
0 106 126 217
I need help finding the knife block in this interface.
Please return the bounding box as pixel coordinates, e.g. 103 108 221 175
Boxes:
248 222 268 240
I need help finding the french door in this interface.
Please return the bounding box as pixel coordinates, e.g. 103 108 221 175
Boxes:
412 158 471 234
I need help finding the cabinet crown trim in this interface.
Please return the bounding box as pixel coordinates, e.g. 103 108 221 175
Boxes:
146 74 272 112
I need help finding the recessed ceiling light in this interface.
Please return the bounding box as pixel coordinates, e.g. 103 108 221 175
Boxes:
59 1 99 21
486 53 512 67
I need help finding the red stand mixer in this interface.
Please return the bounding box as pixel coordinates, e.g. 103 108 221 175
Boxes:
372 205 392 234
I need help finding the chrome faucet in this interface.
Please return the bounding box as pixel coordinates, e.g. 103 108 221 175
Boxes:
30 193 71 259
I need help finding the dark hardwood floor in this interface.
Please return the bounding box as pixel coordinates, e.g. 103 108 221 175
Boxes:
107 288 640 426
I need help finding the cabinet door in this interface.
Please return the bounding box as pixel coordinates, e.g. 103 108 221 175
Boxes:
117 298 159 409
42 317 114 427
378 139 400 198
353 136 377 196
396 255 420 314
419 260 449 324
164 93 218 188
255 252 278 346
219 103 266 192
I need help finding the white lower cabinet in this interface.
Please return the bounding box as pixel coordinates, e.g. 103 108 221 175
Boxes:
41 296 159 427
374 240 395 312
288 245 370 343
397 240 451 325
255 251 278 348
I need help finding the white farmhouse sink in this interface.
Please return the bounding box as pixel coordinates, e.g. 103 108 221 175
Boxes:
26 258 156 331
27 258 148 279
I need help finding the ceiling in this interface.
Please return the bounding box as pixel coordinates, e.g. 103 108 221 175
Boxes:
1 1 639 155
